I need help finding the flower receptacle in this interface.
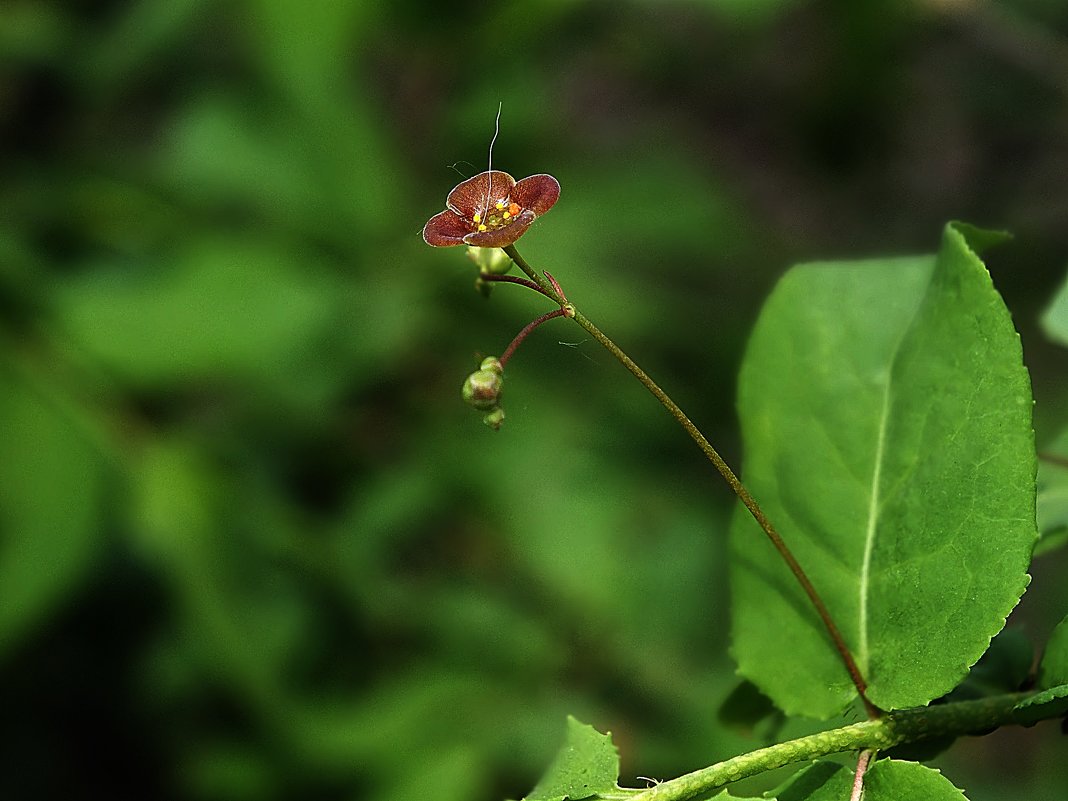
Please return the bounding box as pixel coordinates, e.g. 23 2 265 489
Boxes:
466 246 512 275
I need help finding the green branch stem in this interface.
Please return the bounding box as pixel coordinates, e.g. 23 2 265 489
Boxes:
619 691 1058 801
502 243 877 718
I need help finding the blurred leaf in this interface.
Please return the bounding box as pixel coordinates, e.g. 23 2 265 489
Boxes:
1033 527 1068 558
0 228 41 320
160 93 405 245
864 760 968 800
1040 614 1068 689
523 717 619 801
695 0 801 26
1041 268 1068 347
181 740 276 801
0 2 70 61
378 746 484 801
288 666 571 799
159 99 336 236
541 154 753 301
952 627 1033 698
0 360 106 654
718 680 784 742
56 237 342 388
732 223 1035 716
1036 431 1068 556
80 0 202 92
244 0 379 104
131 437 310 702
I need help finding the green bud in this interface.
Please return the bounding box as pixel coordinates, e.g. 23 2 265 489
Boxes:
478 356 503 373
482 407 505 430
462 357 504 411
466 246 512 276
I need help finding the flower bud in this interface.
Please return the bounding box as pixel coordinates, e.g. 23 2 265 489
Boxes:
465 246 512 275
462 357 504 411
482 407 505 430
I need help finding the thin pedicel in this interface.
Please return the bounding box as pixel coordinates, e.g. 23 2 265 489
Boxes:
423 166 877 717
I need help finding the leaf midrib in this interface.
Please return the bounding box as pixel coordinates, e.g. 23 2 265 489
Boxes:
858 377 892 674
856 282 931 677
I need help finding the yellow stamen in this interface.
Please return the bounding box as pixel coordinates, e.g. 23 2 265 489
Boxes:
473 213 482 224
478 224 487 231
502 211 511 219
495 200 505 210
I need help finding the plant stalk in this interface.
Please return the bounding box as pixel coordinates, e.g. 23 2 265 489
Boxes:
850 749 873 801
479 272 553 297
500 308 568 368
502 243 877 718
627 690 1055 801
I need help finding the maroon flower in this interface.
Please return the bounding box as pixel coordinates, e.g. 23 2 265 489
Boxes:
422 170 560 248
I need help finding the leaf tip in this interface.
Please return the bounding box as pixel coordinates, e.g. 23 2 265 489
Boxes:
945 220 1013 256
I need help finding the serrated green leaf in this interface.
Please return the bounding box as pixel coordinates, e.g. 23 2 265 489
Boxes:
771 761 853 801
888 626 1034 762
1041 268 1068 347
864 759 968 800
771 759 971 801
524 717 619 801
731 222 1036 716
1040 615 1068 689
1013 683 1068 725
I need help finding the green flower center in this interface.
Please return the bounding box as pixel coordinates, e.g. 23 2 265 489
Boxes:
472 200 523 232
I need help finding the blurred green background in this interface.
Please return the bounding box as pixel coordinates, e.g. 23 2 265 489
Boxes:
2 1 1067 799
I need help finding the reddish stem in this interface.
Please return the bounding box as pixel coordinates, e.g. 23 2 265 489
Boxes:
850 749 873 801
479 273 555 298
502 243 879 718
500 308 568 368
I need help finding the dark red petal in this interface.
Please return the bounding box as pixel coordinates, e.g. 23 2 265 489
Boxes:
462 210 536 248
446 170 516 218
511 174 560 217
422 209 472 247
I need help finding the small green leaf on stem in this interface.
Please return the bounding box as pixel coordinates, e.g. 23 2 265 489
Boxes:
1012 683 1068 725
863 760 969 800
523 717 620 801
772 761 854 801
